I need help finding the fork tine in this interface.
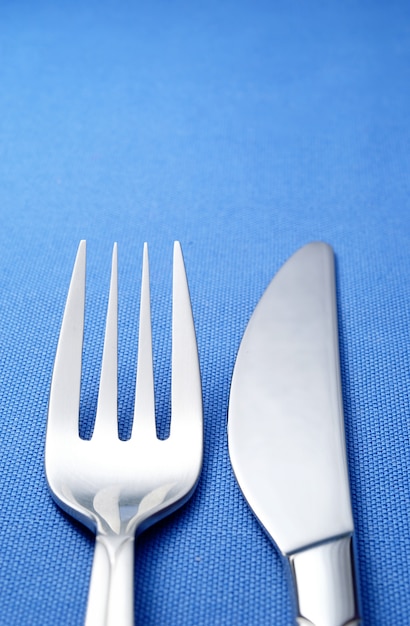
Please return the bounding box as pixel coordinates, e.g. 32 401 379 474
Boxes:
170 242 203 439
47 240 86 439
132 243 156 438
93 243 118 439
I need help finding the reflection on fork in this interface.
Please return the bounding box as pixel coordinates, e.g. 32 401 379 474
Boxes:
45 241 203 626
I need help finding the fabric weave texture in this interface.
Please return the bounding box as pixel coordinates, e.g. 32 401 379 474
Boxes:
0 2 409 625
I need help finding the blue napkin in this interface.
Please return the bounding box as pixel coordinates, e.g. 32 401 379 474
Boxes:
0 1 409 624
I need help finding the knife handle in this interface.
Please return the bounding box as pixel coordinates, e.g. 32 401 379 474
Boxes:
288 536 360 626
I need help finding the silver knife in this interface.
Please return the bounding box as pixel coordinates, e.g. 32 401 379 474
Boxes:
228 242 360 626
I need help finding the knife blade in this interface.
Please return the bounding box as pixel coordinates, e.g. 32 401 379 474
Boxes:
228 242 360 626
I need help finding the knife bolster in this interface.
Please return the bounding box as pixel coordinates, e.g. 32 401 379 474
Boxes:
288 536 360 626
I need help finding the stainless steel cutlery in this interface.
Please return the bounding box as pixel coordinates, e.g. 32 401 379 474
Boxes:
46 240 361 625
45 241 203 626
228 242 360 626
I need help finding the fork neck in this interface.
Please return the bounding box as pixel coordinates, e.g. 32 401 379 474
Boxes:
85 533 135 626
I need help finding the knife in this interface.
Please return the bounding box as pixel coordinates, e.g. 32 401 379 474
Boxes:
228 242 360 626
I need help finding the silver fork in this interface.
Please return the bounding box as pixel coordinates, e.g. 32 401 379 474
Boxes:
45 241 203 626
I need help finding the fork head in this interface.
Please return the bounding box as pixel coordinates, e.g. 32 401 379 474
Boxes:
45 241 203 538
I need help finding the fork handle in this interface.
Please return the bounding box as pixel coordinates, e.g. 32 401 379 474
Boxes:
85 533 135 626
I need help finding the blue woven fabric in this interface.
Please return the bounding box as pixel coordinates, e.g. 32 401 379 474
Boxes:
0 1 409 624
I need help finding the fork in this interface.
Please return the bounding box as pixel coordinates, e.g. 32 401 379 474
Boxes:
45 241 203 626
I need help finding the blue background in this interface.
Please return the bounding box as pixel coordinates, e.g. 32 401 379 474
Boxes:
0 1 409 624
